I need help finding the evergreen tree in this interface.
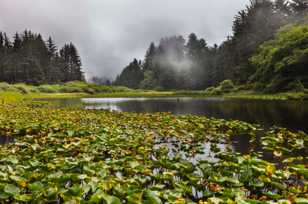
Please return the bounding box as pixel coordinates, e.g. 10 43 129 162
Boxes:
60 43 84 81
186 33 210 89
13 33 22 52
0 30 84 84
115 0 308 91
218 0 285 83
155 36 186 89
0 32 4 52
47 37 57 59
115 59 143 89
143 42 156 71
3 33 11 52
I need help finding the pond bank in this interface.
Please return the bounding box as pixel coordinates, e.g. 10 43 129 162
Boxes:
1 90 308 104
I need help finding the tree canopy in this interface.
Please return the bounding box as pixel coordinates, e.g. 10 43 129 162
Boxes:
115 0 308 92
0 30 84 84
250 25 308 92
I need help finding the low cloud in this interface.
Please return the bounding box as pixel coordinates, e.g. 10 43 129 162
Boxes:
0 0 249 79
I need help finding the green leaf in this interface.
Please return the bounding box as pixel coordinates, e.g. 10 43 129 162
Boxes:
129 161 140 169
144 190 162 204
90 190 121 204
295 198 308 204
7 156 19 164
102 193 121 204
278 200 291 204
208 197 223 204
4 184 20 195
67 130 75 137
14 194 32 201
0 192 10 199
28 182 44 192
127 192 143 204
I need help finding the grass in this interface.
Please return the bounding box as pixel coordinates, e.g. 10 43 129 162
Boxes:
0 81 132 95
0 92 25 104
223 90 308 100
1 81 308 101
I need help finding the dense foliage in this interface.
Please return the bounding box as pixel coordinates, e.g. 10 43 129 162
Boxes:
114 59 144 89
115 0 308 91
0 30 84 84
0 81 131 95
250 25 308 92
0 104 307 203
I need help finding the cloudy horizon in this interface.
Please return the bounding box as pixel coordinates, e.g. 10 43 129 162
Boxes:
0 0 249 80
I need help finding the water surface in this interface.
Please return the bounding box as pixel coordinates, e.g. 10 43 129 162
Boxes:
45 97 308 133
0 136 14 145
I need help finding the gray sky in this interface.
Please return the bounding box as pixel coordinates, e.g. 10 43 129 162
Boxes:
0 0 249 79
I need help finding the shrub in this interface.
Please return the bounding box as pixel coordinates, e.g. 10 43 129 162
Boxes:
204 86 223 95
0 82 18 92
237 83 255 91
65 81 88 88
212 87 223 95
37 85 59 93
264 77 293 93
253 82 266 91
286 79 305 92
219 80 235 92
58 86 83 93
12 83 36 94
204 86 215 94
82 87 96 94
250 25 308 92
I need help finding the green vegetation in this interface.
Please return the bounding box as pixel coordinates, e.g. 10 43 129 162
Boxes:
1 81 308 101
203 80 308 100
0 31 84 84
0 1 307 203
250 25 308 93
0 103 307 203
0 92 24 104
0 81 131 95
114 0 308 93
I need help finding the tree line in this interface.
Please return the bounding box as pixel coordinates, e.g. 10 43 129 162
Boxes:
0 30 84 84
114 0 308 91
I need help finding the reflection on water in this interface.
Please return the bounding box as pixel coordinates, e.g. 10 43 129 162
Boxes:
0 136 14 145
153 135 227 164
42 97 308 133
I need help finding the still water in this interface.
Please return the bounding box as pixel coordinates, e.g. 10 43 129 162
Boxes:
47 97 308 133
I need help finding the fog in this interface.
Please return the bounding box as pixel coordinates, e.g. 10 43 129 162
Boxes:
0 0 249 79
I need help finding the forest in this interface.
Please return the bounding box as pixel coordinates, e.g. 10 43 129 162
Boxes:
0 30 84 84
115 0 308 93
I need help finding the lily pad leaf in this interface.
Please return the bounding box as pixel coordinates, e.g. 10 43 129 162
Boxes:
90 190 121 204
29 182 44 192
14 194 32 201
4 184 20 195
295 198 308 204
144 190 162 204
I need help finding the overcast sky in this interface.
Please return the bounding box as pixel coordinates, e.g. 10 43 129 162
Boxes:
0 0 249 79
